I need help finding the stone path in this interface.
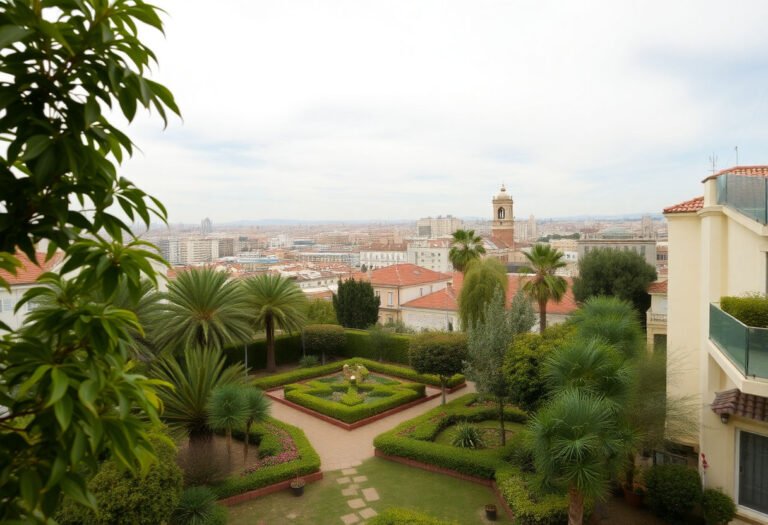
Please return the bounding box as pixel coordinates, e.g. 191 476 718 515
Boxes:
269 382 476 471
336 465 381 524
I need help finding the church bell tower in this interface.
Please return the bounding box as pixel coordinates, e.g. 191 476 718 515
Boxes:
491 184 514 248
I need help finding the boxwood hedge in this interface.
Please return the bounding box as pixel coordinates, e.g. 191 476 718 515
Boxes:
369 508 460 525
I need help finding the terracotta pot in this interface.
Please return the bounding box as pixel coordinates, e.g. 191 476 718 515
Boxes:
485 504 497 521
622 486 644 507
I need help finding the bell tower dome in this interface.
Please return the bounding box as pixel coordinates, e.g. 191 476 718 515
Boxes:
492 184 514 248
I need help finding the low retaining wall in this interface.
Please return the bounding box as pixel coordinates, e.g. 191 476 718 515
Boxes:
218 471 324 506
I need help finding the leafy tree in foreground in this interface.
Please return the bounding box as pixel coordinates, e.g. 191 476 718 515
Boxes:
464 289 515 445
305 298 338 325
449 229 486 272
410 332 468 404
572 249 657 322
245 274 308 373
458 257 508 329
520 244 567 332
333 278 380 329
0 1 180 520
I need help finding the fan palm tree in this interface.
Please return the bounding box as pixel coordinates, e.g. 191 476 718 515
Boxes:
108 279 165 361
520 244 567 332
449 229 486 272
155 268 252 353
570 296 644 359
244 274 307 373
151 347 246 442
528 389 626 525
242 387 271 460
207 384 249 458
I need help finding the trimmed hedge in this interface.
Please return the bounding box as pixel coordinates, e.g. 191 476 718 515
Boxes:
368 508 459 525
303 324 347 357
223 334 303 370
496 467 569 525
342 329 412 364
645 464 702 521
285 378 426 423
721 294 768 328
210 417 320 499
252 358 464 391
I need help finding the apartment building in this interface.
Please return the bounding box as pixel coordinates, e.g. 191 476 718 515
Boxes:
664 166 768 523
369 264 452 324
359 243 407 270
416 215 462 238
406 239 453 273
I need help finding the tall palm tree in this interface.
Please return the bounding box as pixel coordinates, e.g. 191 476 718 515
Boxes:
449 229 486 272
570 296 644 359
155 268 252 353
244 274 307 373
520 244 567 332
528 389 626 525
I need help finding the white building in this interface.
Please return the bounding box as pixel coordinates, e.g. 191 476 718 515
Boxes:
416 215 463 238
406 240 452 273
359 244 407 270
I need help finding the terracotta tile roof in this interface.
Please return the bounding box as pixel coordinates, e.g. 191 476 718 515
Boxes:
663 196 704 214
0 251 63 285
711 389 768 422
702 165 768 182
648 280 668 294
370 264 451 287
403 271 578 315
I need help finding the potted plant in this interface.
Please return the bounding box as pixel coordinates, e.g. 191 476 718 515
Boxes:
484 503 497 521
290 475 305 497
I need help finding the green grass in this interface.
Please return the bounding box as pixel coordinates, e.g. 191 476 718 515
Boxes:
433 419 525 448
226 457 510 525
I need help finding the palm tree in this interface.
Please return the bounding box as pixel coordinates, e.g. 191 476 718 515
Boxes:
151 347 246 442
520 244 567 332
155 268 252 353
242 387 271 460
570 296 644 359
207 384 249 459
244 274 307 373
108 279 164 361
449 229 486 272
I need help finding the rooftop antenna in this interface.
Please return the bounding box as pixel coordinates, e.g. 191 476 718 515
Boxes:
735 146 739 166
708 154 718 175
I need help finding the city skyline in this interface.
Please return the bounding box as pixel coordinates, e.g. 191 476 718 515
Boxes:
121 0 768 222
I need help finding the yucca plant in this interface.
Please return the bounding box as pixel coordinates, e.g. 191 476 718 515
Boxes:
242 387 271 460
171 487 227 525
450 423 485 449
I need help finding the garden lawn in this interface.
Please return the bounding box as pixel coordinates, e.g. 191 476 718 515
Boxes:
226 457 510 524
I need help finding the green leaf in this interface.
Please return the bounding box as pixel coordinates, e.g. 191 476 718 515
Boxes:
78 379 99 412
20 135 52 162
61 474 97 510
54 395 74 431
18 365 51 396
19 470 42 509
0 25 33 48
47 367 69 407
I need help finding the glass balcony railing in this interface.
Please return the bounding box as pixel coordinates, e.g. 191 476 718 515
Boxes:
717 174 768 224
709 303 768 379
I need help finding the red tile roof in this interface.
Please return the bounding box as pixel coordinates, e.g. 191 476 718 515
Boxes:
0 251 63 285
370 264 451 287
712 389 768 422
663 196 704 214
648 280 668 294
402 271 578 315
702 165 768 182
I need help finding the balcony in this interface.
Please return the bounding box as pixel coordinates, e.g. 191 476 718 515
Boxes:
647 312 667 324
709 303 768 379
717 174 768 224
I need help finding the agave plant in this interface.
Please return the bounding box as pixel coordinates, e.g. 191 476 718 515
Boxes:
450 422 485 449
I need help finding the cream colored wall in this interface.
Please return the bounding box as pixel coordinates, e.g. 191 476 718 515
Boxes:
401 309 458 331
724 215 768 296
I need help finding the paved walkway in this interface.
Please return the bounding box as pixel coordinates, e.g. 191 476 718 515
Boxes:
270 382 477 471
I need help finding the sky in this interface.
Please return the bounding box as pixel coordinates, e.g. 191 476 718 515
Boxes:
121 0 768 223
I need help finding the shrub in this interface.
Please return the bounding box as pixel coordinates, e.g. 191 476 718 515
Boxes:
223 334 303 370
410 332 468 403
299 355 320 368
368 507 459 525
56 433 182 525
702 488 736 525
303 324 347 359
721 294 768 327
645 464 702 520
496 467 569 525
342 329 412 364
450 423 485 449
171 487 227 525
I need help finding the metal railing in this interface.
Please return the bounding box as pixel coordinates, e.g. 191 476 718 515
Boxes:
647 312 667 323
717 174 768 224
709 303 768 379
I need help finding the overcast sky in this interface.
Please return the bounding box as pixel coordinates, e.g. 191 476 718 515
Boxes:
121 1 768 223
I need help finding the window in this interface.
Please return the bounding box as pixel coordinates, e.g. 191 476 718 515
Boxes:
419 288 423 296
387 292 393 306
497 207 506 219
739 430 768 514
2 298 14 312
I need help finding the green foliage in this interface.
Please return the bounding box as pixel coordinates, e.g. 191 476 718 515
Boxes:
156 268 251 353
504 323 575 412
151 348 246 439
702 488 736 525
383 318 416 334
537 233 580 242
509 289 537 335
450 423 485 449
0 1 181 518
303 323 347 361
223 333 304 370
342 329 412 364
56 433 183 525
210 418 321 499
299 355 321 368
449 229 486 272
369 507 460 525
305 298 338 324
369 323 395 361
721 293 768 327
520 244 568 332
207 384 249 455
570 296 644 359
333 278 381 328
171 487 227 525
458 258 508 328
410 332 467 403
572 249 657 321
645 465 702 521
496 467 570 525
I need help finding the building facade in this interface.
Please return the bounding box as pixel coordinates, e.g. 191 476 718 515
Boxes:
369 264 452 324
491 185 515 249
416 215 463 238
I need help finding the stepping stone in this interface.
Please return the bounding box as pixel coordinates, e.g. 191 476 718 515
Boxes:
360 508 378 519
336 477 351 484
341 487 358 497
348 498 366 509
352 476 368 483
348 484 359 490
341 513 360 524
287 513 298 519
341 468 358 475
362 488 380 502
